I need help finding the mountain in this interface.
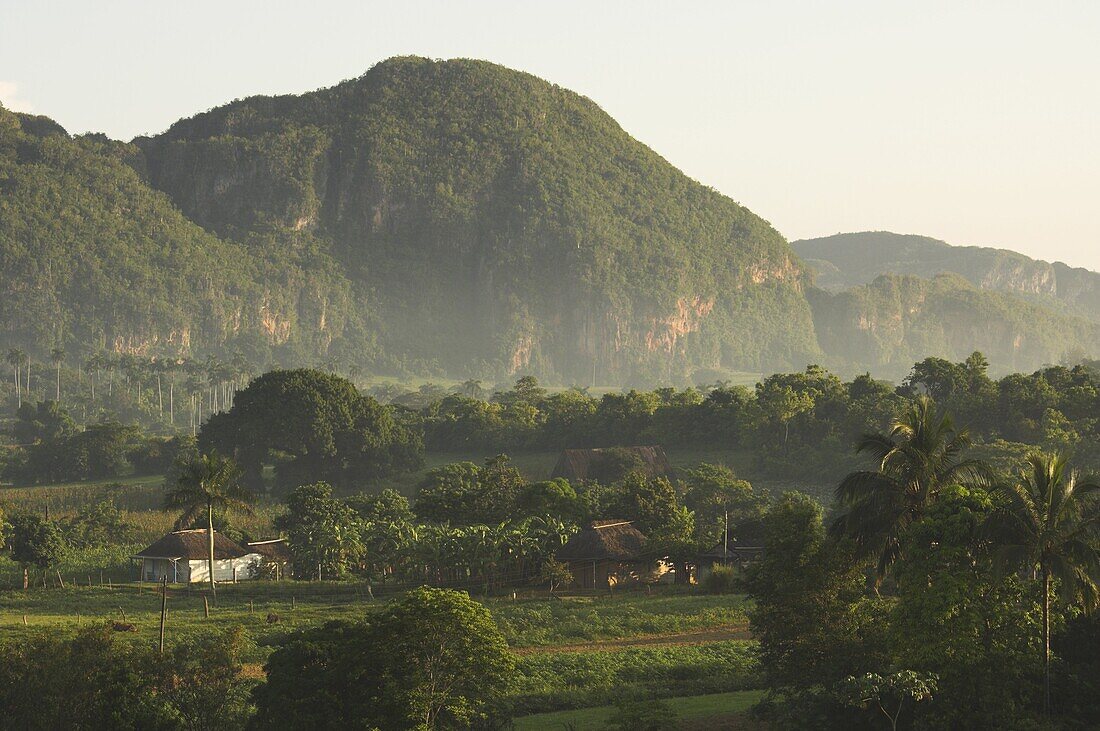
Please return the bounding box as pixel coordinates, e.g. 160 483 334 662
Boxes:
1 57 820 383
0 106 353 366
2 60 1098 384
793 232 1100 322
808 273 1100 374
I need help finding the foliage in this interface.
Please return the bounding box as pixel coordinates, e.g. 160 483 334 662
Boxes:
743 492 888 728
983 452 1100 714
830 396 991 578
0 623 253 730
8 512 67 571
701 563 737 594
5 401 142 484
253 587 514 730
889 485 1043 728
510 640 757 714
836 670 938 731
200 369 423 492
275 482 364 579
61 499 133 548
601 698 677 731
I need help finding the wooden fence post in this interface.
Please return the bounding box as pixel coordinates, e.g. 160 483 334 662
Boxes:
203 594 210 619
159 576 168 653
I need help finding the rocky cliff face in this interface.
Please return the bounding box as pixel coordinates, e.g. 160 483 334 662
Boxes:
808 274 1100 377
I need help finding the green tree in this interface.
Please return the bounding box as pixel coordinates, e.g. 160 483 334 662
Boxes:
890 485 1040 727
538 556 574 597
984 452 1100 715
743 493 886 728
164 452 253 600
837 671 938 731
8 513 66 586
831 396 991 579
682 463 765 544
253 587 514 730
276 482 365 579
200 369 423 492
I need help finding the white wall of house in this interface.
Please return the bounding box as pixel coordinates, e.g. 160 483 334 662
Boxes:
186 554 262 583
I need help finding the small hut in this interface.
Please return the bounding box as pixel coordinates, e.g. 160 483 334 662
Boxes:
133 529 261 584
247 538 293 580
555 519 651 589
551 446 675 483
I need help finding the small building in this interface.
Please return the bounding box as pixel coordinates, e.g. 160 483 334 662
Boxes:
555 519 652 589
247 538 293 580
551 446 675 483
133 529 262 584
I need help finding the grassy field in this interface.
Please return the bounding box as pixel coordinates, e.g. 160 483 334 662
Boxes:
511 689 764 730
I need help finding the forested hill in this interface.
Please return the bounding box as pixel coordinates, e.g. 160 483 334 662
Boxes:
134 56 818 383
2 59 1099 382
793 231 1100 322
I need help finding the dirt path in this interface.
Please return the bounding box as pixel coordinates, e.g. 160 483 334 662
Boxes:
513 623 752 655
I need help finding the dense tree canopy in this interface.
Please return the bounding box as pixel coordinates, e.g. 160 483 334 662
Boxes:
200 369 423 491
253 588 514 730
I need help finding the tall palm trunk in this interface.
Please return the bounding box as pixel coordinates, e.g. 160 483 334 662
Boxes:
1042 566 1050 716
208 501 217 603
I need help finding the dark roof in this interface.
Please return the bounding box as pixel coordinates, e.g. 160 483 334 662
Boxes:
699 520 767 559
247 538 292 561
555 520 647 561
550 446 675 482
134 530 251 560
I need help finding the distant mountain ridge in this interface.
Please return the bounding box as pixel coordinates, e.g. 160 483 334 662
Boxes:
793 232 1100 322
2 61 1099 384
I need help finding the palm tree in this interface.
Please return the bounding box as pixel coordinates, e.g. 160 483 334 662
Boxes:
984 452 1100 715
831 396 991 579
164 452 253 602
49 347 64 403
6 348 25 407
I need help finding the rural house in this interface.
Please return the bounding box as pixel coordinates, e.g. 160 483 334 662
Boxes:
133 529 263 584
550 446 675 483
555 519 654 589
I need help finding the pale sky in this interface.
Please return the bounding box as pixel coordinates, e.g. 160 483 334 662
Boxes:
3 1 1099 270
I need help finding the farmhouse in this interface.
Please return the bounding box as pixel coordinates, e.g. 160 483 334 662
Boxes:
550 446 675 483
133 529 263 584
555 519 653 589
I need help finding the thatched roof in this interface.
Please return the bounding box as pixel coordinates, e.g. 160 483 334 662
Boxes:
247 538 292 562
550 446 674 482
134 529 250 560
556 520 647 561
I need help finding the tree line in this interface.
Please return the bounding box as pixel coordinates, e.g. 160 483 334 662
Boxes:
743 397 1100 729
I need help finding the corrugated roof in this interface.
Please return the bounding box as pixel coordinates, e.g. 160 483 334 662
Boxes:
134 529 250 560
247 538 292 561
